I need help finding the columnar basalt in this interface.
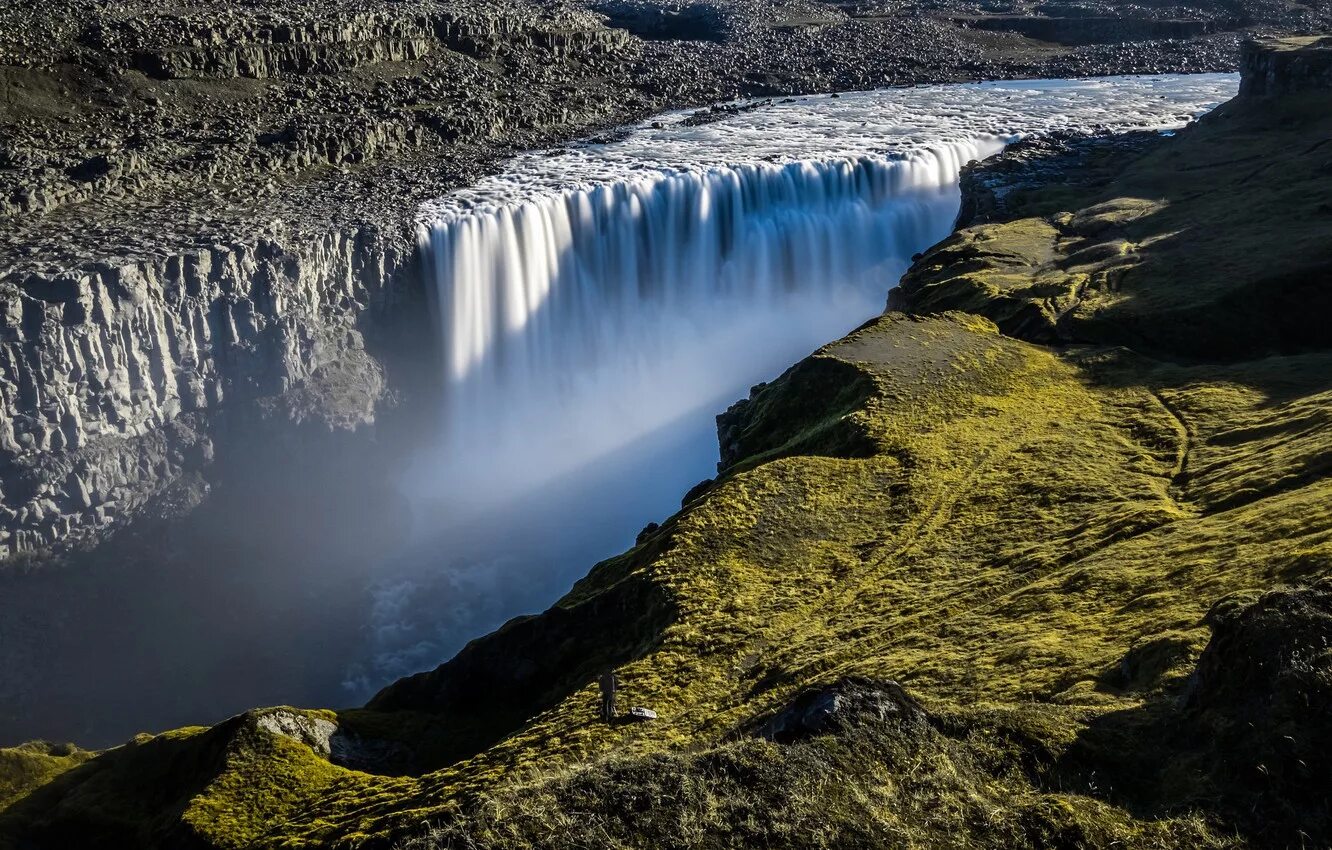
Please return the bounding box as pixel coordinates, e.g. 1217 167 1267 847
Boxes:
0 225 413 555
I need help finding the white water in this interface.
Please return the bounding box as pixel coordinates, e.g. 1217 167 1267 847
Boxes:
348 74 1238 692
410 73 1237 513
417 146 989 506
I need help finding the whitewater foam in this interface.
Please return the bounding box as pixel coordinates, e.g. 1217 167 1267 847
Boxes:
410 74 1237 510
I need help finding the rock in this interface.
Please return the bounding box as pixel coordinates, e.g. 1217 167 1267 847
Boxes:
0 230 406 556
1240 36 1332 98
1181 578 1332 845
250 708 409 773
680 478 713 507
749 677 926 743
635 522 660 544
253 708 339 757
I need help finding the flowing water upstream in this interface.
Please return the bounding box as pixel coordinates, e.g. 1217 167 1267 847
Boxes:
2 74 1239 746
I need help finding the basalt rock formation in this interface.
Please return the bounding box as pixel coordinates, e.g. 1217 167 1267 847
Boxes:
0 229 411 554
1239 33 1332 95
2 35 1330 850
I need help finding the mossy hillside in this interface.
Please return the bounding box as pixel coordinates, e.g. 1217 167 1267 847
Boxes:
396 717 1234 850
0 743 91 811
0 711 367 849
5 56 1332 849
10 302 1326 847
901 88 1332 360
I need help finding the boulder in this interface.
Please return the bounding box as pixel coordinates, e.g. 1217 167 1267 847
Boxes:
1182 578 1332 844
749 677 925 743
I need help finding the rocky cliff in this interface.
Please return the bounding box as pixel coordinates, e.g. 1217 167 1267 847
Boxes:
1 35 1330 850
1239 34 1332 96
1 226 412 554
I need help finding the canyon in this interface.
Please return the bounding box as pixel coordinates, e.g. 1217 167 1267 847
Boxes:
1 0 1331 846
0 0 1319 559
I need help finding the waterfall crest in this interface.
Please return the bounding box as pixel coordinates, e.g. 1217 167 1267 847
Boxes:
417 140 998 494
409 73 1239 513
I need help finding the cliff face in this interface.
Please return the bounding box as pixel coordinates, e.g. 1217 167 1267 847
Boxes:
3 37 1330 850
0 0 643 559
0 226 412 555
1239 35 1332 97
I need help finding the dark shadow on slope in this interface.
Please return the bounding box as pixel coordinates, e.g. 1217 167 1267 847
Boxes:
903 85 1332 369
0 721 237 850
1056 576 1332 849
359 537 681 773
714 353 878 475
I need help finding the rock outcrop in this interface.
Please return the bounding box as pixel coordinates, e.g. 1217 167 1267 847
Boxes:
1240 35 1332 97
0 225 412 555
1178 580 1332 845
748 678 926 743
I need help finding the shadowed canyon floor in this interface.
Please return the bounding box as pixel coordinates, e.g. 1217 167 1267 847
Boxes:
3 37 1332 850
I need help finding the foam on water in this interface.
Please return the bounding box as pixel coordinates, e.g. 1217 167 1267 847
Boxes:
421 74 1236 217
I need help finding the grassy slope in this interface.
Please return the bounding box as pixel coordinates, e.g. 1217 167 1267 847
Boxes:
3 75 1332 850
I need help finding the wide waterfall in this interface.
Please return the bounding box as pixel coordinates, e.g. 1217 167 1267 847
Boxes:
411 73 1237 514
351 73 1238 691
417 141 997 503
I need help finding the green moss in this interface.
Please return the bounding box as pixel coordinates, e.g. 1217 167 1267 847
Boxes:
904 90 1332 361
397 718 1235 850
0 743 92 811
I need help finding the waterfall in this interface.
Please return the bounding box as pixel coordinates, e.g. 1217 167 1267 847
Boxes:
415 139 1001 500
352 73 1239 692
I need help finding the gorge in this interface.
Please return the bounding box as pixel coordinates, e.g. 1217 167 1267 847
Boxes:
4 75 1234 748
2 4 1332 846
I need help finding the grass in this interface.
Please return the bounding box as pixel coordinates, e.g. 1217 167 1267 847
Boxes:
3 62 1332 850
0 743 92 811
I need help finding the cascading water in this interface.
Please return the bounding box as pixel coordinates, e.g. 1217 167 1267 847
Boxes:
349 73 1239 692
417 141 998 502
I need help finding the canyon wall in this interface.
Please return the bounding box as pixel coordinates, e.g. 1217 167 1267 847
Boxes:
0 0 638 559
1239 35 1332 97
0 225 415 555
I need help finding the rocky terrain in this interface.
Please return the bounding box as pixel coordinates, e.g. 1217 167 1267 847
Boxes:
1 34 1330 850
2 0 1328 558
